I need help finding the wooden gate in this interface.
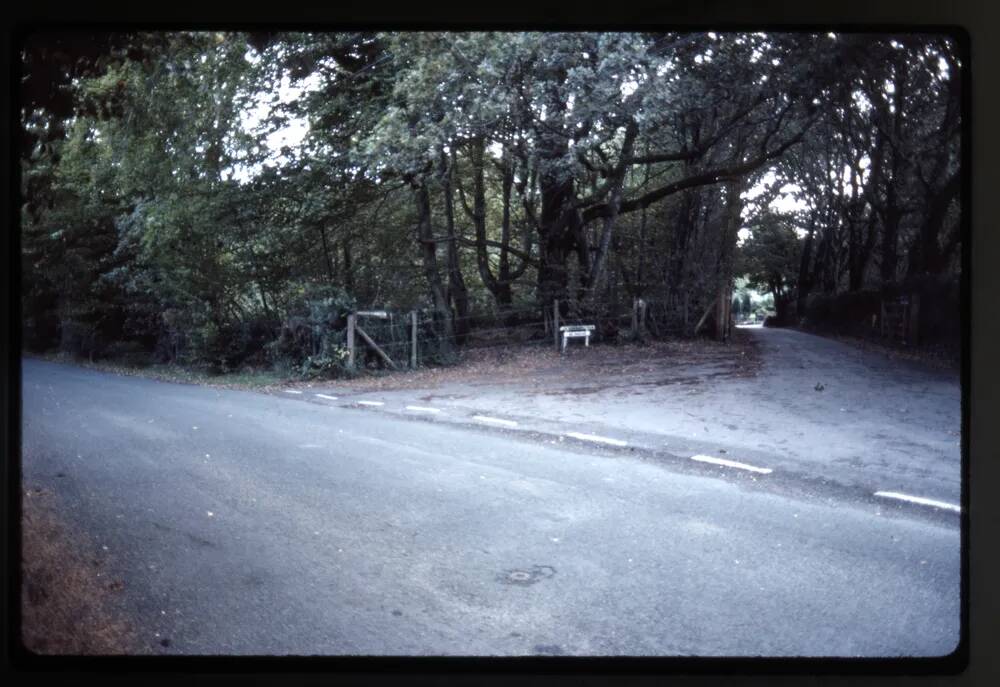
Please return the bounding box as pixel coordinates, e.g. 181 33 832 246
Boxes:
346 310 419 370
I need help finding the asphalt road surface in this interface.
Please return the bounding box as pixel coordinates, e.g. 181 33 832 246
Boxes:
20 353 960 656
316 326 962 508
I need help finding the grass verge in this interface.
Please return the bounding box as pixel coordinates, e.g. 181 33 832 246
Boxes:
26 331 761 395
28 351 290 390
20 486 140 655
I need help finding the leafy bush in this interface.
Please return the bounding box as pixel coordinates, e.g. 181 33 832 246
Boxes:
58 318 101 359
267 284 356 377
802 290 880 337
214 316 279 371
802 280 958 359
100 340 153 367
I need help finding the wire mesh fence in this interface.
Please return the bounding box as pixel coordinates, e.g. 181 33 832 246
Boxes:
345 292 711 372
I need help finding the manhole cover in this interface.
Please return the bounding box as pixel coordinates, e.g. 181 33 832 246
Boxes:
498 565 556 586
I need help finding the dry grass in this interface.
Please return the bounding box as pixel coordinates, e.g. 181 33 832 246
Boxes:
298 332 763 394
29 331 763 396
20 486 139 655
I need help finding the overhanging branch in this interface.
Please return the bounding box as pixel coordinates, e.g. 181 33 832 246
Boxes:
582 115 816 223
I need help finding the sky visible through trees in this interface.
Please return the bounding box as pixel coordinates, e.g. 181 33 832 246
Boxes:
20 30 962 374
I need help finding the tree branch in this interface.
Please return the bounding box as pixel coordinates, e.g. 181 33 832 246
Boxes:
583 115 816 223
456 235 538 267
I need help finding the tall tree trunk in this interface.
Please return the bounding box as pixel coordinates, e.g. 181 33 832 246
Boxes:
846 164 865 291
636 144 651 298
716 177 745 340
814 223 837 294
796 216 816 317
536 178 575 310
413 184 453 347
880 54 907 290
318 223 335 283
880 198 901 289
668 183 703 299
857 210 879 287
496 149 514 307
910 171 960 277
847 211 865 292
441 152 470 340
258 281 272 320
637 206 647 297
586 121 638 298
535 77 575 310
342 240 354 294
462 138 513 309
772 282 790 324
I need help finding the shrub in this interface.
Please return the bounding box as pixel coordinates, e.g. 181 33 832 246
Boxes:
101 340 153 367
214 316 279 372
267 284 356 378
801 277 958 359
802 290 880 338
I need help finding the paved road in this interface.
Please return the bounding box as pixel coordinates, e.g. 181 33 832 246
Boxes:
21 357 960 656
310 326 962 507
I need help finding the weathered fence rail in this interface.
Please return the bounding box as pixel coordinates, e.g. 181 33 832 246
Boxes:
344 293 723 372
346 309 417 371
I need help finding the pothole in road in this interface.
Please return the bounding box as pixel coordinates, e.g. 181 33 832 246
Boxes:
498 565 556 586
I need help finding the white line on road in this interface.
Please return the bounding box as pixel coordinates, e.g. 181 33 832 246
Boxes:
357 400 385 407
874 491 960 513
315 394 339 401
690 454 773 474
473 415 518 428
283 390 303 395
406 406 442 413
565 431 628 447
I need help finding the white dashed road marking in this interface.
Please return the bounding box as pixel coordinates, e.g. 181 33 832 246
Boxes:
473 415 518 428
874 491 960 513
690 454 773 474
565 431 628 447
282 391 953 518
406 406 442 413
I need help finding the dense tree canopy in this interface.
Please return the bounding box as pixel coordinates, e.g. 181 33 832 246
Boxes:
20 30 962 372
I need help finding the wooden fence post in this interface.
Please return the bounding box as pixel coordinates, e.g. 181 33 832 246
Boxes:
410 310 418 369
631 298 639 338
553 299 560 352
347 313 356 370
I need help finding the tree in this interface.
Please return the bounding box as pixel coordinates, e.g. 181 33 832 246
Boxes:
21 30 962 369
737 212 803 325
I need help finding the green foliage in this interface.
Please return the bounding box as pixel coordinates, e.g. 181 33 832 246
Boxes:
267 284 356 378
20 30 961 370
737 212 802 298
